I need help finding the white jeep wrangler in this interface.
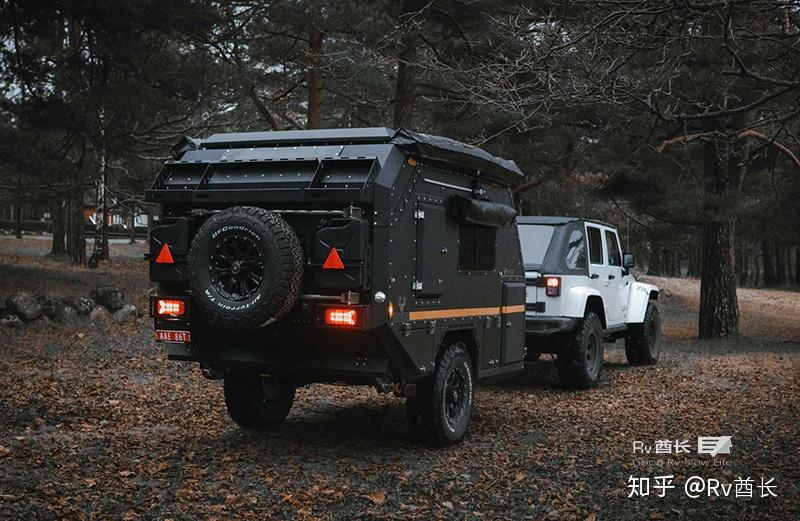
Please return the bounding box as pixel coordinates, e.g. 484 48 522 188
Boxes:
517 217 661 389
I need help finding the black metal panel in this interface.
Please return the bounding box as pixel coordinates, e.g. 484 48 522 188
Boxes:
501 281 526 365
149 218 190 283
313 217 368 289
204 160 318 189
415 202 448 298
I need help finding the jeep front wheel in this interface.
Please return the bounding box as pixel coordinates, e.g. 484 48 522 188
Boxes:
556 311 604 389
407 343 474 445
224 372 295 429
625 303 661 365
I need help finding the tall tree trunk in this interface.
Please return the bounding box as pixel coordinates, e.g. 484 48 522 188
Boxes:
306 30 324 129
67 185 86 266
647 239 662 275
93 125 110 261
795 246 800 285
51 198 66 255
698 120 739 338
774 244 786 285
738 247 749 286
761 240 775 286
129 208 136 244
393 0 423 128
14 203 22 239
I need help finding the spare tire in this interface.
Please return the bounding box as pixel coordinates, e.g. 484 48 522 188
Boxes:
187 206 303 329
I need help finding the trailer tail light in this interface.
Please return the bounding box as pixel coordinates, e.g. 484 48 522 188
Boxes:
318 305 368 329
545 276 561 297
324 308 357 326
155 298 186 317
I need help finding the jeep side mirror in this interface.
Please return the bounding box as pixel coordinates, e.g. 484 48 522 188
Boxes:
623 252 635 269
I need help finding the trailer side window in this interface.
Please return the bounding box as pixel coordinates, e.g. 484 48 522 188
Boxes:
587 226 603 265
459 224 496 271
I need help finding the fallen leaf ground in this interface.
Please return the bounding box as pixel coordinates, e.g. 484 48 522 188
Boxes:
0 237 798 520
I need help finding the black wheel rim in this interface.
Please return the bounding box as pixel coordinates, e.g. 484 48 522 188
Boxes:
444 364 469 429
586 332 600 377
209 234 265 301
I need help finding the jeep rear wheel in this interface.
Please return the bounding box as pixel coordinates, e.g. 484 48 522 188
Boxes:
224 372 295 429
188 206 303 329
625 303 661 365
556 311 604 389
406 343 474 445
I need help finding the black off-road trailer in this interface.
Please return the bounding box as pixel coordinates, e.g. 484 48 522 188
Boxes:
145 127 526 444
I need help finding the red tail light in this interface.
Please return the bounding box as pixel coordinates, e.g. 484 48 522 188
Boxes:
545 276 561 297
324 307 358 326
156 299 186 317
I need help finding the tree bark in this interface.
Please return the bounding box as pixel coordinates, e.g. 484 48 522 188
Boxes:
795 245 800 285
51 199 66 255
93 126 110 261
393 0 423 128
775 244 786 285
647 239 662 275
698 118 739 338
14 203 22 239
128 208 136 244
306 30 324 129
761 240 775 286
67 185 86 265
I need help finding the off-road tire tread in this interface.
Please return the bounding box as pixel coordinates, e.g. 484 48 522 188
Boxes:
556 311 604 390
407 343 474 446
187 206 303 329
625 303 661 366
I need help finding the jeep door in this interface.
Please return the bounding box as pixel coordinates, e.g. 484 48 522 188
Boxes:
585 224 624 327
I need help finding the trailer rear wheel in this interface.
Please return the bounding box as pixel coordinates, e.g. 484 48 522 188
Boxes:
625 303 661 365
406 343 474 445
188 206 303 329
556 311 604 389
224 372 295 429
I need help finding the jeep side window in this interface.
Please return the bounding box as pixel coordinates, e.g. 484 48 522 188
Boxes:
605 230 621 267
565 230 587 269
459 223 496 271
587 226 603 265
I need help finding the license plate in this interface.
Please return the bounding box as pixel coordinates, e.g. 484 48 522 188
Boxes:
155 330 191 343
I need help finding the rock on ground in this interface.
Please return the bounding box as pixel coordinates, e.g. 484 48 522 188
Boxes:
6 292 43 322
63 296 95 316
0 314 22 327
89 306 111 324
59 306 80 324
112 304 138 323
90 287 126 312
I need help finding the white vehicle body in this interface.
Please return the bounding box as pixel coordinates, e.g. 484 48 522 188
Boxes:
517 217 658 345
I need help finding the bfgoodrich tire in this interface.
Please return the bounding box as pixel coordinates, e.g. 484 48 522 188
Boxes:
187 206 303 329
556 311 604 389
224 373 295 429
625 303 661 365
407 343 475 446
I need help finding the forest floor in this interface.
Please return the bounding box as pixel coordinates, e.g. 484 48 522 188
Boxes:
0 236 798 520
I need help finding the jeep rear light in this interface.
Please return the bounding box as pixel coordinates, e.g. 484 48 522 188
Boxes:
155 298 186 317
545 276 561 297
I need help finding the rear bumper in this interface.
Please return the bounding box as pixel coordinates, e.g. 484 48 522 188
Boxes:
524 315 578 336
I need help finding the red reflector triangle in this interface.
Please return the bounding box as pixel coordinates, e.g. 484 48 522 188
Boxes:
155 243 174 264
322 247 345 270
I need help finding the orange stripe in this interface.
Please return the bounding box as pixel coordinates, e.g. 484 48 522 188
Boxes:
408 304 525 321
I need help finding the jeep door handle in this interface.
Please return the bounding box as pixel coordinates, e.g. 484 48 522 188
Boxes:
589 273 599 279
607 274 616 280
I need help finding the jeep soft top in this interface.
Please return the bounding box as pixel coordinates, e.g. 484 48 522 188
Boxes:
145 127 526 444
